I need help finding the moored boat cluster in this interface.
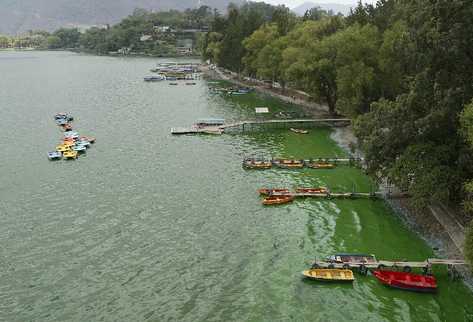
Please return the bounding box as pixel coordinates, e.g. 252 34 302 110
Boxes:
144 62 201 84
301 253 449 293
47 113 96 161
243 158 336 170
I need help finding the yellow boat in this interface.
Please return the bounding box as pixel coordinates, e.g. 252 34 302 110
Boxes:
63 150 78 159
302 269 354 282
56 144 71 152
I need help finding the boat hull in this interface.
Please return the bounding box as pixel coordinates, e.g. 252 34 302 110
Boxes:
373 270 437 293
302 269 354 282
262 196 294 205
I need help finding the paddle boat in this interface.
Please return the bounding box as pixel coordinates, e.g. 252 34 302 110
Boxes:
62 141 74 147
80 136 96 143
144 75 165 82
306 161 335 169
258 188 291 196
302 269 354 282
290 128 309 134
56 118 68 126
56 145 71 152
262 195 294 205
76 140 90 147
243 159 272 169
54 113 73 122
63 150 78 159
64 131 79 139
62 123 73 131
372 270 437 293
295 187 328 194
72 145 87 153
47 151 62 160
272 159 304 169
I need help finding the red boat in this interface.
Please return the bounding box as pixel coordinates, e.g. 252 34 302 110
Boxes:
372 270 437 293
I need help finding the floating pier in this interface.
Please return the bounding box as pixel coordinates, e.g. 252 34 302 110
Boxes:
171 126 223 135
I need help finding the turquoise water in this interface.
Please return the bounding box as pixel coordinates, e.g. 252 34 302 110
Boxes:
0 51 472 322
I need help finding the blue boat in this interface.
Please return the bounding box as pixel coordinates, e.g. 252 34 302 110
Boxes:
47 151 62 160
64 131 79 139
144 75 165 82
56 118 68 125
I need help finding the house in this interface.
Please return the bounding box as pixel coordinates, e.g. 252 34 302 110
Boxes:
140 35 152 41
155 25 173 33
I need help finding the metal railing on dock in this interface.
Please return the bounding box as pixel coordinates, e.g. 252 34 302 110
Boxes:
171 118 351 135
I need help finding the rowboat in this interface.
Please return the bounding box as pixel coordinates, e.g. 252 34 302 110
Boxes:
258 188 291 196
272 159 304 169
47 151 62 160
243 159 272 169
326 253 377 264
306 162 335 169
169 82 179 85
262 195 294 205
290 128 308 134
63 150 78 159
295 187 328 194
302 269 354 282
372 270 437 293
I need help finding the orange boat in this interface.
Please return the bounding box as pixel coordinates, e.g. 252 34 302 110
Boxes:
273 159 304 169
262 195 294 205
295 187 328 194
243 159 272 169
258 188 291 196
306 162 335 169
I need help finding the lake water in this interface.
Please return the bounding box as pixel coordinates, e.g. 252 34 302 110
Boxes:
0 51 472 322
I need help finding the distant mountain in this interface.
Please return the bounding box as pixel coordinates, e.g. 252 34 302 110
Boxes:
0 0 241 35
292 2 352 16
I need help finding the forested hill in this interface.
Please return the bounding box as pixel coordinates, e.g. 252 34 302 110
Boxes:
0 0 241 35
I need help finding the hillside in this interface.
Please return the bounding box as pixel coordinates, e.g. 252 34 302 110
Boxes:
292 2 352 16
0 0 241 35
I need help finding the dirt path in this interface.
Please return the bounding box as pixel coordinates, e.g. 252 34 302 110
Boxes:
206 66 330 118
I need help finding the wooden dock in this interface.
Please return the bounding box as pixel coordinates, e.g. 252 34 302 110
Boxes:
221 118 351 131
171 118 351 135
311 258 467 275
271 191 380 199
171 126 223 135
